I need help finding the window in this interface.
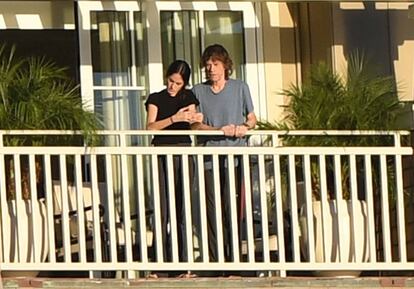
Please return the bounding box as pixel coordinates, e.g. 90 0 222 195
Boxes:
88 10 147 131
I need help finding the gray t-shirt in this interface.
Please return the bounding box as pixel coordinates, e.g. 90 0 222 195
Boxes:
192 79 254 146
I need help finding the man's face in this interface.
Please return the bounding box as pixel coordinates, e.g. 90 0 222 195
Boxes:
205 59 225 82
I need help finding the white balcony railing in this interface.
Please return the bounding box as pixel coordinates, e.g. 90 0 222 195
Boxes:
0 130 413 278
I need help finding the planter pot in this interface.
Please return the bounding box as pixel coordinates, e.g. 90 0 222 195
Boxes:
1 199 49 277
299 199 369 277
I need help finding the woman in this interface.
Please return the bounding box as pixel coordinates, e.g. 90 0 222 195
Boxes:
146 60 202 141
145 60 201 275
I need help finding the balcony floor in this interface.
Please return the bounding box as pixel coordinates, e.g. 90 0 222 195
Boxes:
3 276 414 289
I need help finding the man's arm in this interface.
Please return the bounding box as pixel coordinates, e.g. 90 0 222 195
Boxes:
191 122 212 130
192 111 257 137
243 112 257 129
234 111 257 138
191 122 236 137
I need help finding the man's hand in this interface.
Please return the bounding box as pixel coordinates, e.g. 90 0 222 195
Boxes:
235 124 248 137
221 124 236 136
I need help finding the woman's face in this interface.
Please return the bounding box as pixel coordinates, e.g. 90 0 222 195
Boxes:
167 73 185 97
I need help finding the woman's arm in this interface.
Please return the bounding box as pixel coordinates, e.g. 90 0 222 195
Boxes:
146 104 174 130
147 104 201 130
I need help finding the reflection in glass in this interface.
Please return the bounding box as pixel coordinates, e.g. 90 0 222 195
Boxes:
91 11 132 87
94 90 144 132
134 12 147 87
160 11 201 86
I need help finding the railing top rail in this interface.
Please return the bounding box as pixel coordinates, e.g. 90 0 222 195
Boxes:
0 129 410 148
0 145 411 155
0 129 410 136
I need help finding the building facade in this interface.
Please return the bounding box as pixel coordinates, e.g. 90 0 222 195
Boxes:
1 0 414 129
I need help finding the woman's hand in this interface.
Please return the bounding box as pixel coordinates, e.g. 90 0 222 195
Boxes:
190 112 203 123
172 106 193 123
172 106 203 123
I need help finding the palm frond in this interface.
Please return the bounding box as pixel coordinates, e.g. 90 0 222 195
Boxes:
261 51 404 146
0 44 103 145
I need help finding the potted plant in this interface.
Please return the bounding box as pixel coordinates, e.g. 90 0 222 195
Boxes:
0 44 102 276
258 51 405 276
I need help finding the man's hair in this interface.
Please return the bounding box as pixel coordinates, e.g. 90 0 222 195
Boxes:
201 44 233 80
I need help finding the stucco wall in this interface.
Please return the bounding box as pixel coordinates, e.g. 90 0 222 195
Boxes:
331 2 414 102
262 2 414 125
261 2 298 124
388 3 414 102
0 1 74 30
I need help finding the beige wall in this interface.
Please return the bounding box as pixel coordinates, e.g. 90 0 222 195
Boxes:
261 2 298 123
0 1 74 29
331 2 414 101
261 1 414 126
388 3 414 102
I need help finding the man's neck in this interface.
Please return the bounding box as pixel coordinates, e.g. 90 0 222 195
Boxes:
210 78 227 93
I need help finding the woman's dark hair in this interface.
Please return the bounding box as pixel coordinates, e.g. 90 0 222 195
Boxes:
166 60 191 87
201 44 233 80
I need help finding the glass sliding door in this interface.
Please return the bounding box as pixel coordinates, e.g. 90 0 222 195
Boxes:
90 10 147 132
204 11 245 80
155 1 263 92
78 3 149 239
160 10 245 84
160 11 201 86
153 1 263 117
79 1 265 123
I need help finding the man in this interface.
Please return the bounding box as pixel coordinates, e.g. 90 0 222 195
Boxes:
192 44 257 265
